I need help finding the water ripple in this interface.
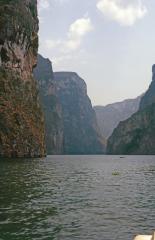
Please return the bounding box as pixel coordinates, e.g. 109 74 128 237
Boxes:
0 155 155 240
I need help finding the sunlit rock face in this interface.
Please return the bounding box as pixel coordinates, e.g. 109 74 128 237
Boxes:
34 55 64 154
54 72 106 154
107 65 155 155
0 0 46 157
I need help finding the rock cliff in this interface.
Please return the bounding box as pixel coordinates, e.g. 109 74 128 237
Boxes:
34 55 63 154
94 96 141 140
107 65 155 155
140 65 155 110
54 72 105 154
0 0 45 157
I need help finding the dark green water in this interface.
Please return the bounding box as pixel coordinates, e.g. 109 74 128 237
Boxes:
0 155 155 240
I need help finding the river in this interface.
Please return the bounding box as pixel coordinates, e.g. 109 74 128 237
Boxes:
0 155 155 240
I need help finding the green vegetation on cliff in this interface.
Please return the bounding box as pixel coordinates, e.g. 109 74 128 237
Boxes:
107 65 155 155
0 0 45 157
0 69 45 157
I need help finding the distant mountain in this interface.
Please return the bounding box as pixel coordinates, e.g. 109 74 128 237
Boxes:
94 96 141 140
34 55 63 154
107 65 155 155
54 72 106 154
34 55 105 154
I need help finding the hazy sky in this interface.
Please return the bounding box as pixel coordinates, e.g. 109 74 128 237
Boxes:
38 0 155 106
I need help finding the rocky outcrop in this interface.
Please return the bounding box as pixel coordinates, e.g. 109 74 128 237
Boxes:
54 72 105 154
107 65 155 155
34 55 63 154
94 96 141 140
139 65 155 110
0 0 46 157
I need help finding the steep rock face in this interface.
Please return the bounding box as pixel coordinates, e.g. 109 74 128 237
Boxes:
107 66 155 155
94 96 141 140
140 65 155 110
34 55 63 154
107 104 155 155
0 0 45 157
54 72 105 154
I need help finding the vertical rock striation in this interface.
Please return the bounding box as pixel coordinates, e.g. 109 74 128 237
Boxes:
34 55 105 155
107 65 155 155
54 72 105 154
0 0 46 157
34 55 63 154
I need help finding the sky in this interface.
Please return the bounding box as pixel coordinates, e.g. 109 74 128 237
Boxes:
38 0 155 106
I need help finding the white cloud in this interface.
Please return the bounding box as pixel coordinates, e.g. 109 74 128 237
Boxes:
43 17 93 53
51 49 88 68
38 0 69 11
52 55 73 65
40 17 93 69
68 18 93 39
65 18 93 51
38 0 50 12
97 0 147 26
54 0 70 4
45 39 62 50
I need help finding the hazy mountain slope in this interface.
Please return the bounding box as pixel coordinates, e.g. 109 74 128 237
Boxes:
34 55 63 154
54 72 106 154
94 96 141 139
107 65 155 155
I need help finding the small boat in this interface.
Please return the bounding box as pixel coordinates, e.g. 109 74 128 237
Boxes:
134 232 155 240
